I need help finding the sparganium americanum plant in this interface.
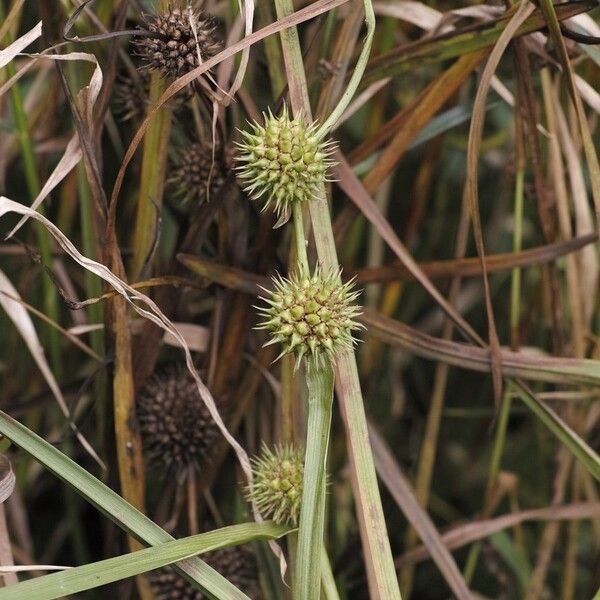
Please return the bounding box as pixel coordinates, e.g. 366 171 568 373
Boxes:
237 105 362 597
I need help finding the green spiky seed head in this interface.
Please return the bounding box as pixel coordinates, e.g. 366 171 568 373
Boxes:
257 269 362 367
246 444 304 526
236 106 335 225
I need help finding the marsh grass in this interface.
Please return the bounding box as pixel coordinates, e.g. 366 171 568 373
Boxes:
0 0 599 598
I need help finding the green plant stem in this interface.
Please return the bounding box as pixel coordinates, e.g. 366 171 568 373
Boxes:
463 388 513 583
316 0 375 138
272 1 401 596
294 362 334 600
66 57 107 451
130 49 172 280
509 139 525 350
293 202 309 275
321 546 341 600
256 1 286 97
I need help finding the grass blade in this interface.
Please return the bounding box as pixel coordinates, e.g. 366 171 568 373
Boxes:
0 411 251 599
0 523 290 600
369 425 473 599
511 381 600 482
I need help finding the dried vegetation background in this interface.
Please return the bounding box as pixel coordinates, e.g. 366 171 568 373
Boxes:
0 0 600 598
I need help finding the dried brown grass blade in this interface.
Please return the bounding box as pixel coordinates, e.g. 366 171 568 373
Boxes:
0 21 41 68
537 0 600 223
463 0 536 405
369 425 474 600
396 502 600 567
361 308 600 386
177 254 269 294
354 234 598 283
334 153 483 345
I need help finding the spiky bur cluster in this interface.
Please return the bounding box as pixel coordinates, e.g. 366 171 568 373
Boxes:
113 68 193 122
257 269 363 367
137 365 221 474
245 444 304 527
133 5 221 78
169 142 228 204
113 70 150 121
236 107 335 224
150 546 259 600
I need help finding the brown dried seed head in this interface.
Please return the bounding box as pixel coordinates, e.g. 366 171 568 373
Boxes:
170 142 228 204
113 67 194 122
133 5 222 78
113 69 150 121
137 365 221 473
149 546 259 599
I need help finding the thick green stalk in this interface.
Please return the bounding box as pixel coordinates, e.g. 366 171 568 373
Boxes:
293 203 309 275
130 13 173 280
294 362 334 599
273 1 401 596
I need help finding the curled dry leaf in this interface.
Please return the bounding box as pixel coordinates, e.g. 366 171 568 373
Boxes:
0 21 41 69
6 51 103 238
0 455 15 504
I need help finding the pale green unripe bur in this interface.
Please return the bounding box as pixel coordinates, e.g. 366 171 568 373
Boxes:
235 106 335 226
257 268 364 368
245 444 304 526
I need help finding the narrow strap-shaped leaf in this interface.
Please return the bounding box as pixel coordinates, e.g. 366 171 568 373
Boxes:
0 412 249 599
0 522 290 600
511 382 600 481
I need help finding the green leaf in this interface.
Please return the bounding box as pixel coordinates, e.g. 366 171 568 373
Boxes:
0 522 290 600
294 362 335 598
489 531 531 592
0 411 248 599
512 382 600 482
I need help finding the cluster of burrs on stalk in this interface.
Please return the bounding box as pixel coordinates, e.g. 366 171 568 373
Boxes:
235 107 363 369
